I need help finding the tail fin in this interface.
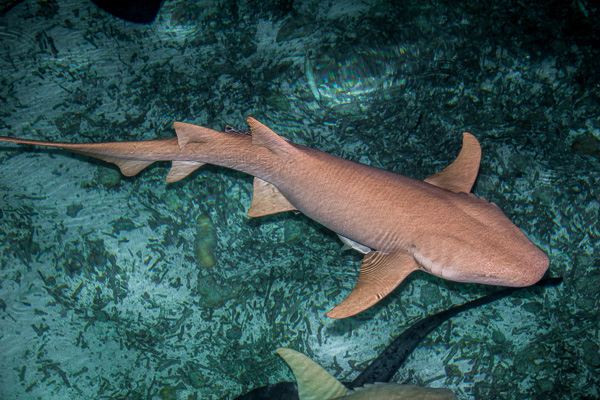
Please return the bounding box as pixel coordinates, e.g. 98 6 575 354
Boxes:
1 117 284 184
0 135 205 182
0 136 162 176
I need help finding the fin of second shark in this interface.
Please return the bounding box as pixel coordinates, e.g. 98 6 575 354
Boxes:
424 132 481 193
277 348 458 400
275 348 347 400
327 251 418 319
247 177 297 217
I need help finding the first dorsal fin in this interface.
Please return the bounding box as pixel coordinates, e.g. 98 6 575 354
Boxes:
275 348 347 400
424 132 481 193
327 251 418 319
247 117 295 157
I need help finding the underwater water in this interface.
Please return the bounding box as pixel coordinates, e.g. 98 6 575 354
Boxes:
0 0 599 399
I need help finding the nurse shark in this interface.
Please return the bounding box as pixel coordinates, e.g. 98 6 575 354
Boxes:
234 277 562 399
0 117 549 318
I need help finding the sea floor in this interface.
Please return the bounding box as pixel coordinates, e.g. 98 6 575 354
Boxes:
0 0 599 399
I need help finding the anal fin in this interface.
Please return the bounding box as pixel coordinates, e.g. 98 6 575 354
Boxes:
327 251 418 319
247 178 296 217
166 161 205 183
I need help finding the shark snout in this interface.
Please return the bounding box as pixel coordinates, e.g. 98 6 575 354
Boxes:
480 241 549 288
509 247 549 287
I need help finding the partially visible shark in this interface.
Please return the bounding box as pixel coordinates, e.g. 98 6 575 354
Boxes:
233 277 562 399
275 348 457 400
0 118 549 318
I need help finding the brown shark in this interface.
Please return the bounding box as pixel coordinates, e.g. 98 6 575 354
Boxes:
0 118 549 318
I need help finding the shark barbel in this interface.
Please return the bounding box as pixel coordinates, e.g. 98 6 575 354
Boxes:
0 117 549 318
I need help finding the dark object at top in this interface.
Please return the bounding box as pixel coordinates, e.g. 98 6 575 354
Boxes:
91 0 163 23
225 125 252 136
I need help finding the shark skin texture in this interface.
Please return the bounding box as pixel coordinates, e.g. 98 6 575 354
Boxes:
0 117 549 318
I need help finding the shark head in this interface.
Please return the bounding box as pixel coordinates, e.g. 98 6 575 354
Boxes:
412 191 549 287
327 131 549 319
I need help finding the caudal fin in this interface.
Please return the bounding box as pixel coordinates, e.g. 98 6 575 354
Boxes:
0 135 200 182
0 136 159 176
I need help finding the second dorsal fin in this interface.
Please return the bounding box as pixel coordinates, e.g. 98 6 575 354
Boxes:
173 121 222 148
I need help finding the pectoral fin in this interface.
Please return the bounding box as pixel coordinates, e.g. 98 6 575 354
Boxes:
327 251 418 319
247 178 297 217
424 132 481 193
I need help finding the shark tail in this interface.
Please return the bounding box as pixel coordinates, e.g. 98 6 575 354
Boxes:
0 135 205 183
326 250 418 319
1 117 295 208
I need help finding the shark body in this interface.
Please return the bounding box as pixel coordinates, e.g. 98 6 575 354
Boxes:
275 348 457 400
0 118 549 318
234 277 562 399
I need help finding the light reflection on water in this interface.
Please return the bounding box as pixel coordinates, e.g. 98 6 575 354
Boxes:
305 39 422 109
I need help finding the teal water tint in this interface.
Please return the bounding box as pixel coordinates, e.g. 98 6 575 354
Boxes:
0 0 598 399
